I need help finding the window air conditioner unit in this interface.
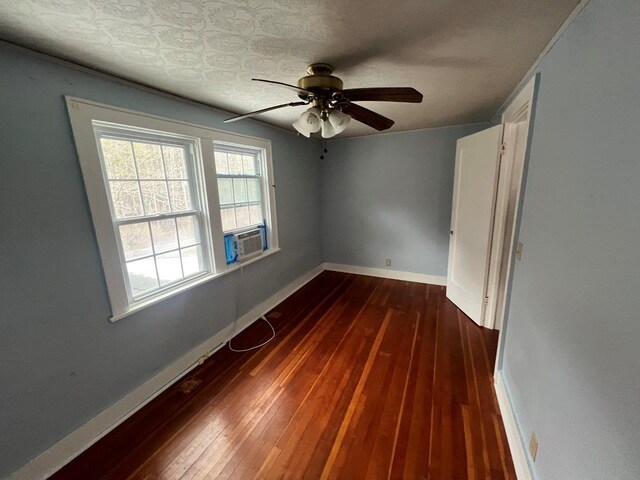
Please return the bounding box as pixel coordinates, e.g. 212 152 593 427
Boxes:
234 228 264 262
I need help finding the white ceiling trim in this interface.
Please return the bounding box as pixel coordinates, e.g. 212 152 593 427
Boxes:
494 0 591 119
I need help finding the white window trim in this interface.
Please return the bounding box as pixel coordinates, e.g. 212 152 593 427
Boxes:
66 96 280 322
214 142 272 239
92 123 214 305
212 134 278 249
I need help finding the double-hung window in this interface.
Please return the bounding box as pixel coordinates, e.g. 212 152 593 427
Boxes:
214 144 265 233
94 125 209 299
67 98 278 322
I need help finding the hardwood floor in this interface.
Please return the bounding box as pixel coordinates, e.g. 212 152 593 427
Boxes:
52 271 515 480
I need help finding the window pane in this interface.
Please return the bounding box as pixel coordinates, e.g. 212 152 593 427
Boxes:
235 205 250 229
181 245 204 277
163 146 187 179
249 204 263 225
119 222 152 261
109 181 143 218
221 207 236 232
233 178 248 203
101 138 136 179
156 250 183 285
247 178 261 202
214 151 228 174
168 181 192 212
217 178 234 205
177 215 199 247
126 257 158 297
242 155 256 175
150 218 178 253
133 142 164 179
140 181 170 215
228 153 242 175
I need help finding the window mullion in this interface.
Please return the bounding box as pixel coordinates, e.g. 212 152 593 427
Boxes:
159 144 174 214
216 174 260 179
147 221 162 289
173 217 187 278
204 143 228 272
113 210 199 227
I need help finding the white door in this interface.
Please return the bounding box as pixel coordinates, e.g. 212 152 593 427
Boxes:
446 125 503 325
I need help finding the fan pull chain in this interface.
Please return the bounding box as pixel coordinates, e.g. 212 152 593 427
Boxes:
320 139 328 160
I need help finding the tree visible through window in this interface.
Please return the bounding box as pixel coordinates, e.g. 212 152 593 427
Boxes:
97 129 208 299
214 145 265 233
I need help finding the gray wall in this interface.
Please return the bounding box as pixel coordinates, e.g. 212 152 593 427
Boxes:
322 124 488 276
4 0 640 477
0 44 322 478
498 0 640 479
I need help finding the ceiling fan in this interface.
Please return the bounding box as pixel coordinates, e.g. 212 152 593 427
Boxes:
224 63 423 138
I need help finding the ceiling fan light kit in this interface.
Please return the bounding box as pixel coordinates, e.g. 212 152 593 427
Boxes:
292 107 322 137
224 63 423 138
293 107 351 139
321 118 336 139
328 109 351 135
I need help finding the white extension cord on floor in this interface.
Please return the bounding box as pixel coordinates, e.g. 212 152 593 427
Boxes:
228 315 276 352
227 261 277 352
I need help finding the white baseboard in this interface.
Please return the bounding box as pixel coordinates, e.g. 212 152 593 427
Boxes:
9 264 325 480
323 262 447 286
495 371 534 480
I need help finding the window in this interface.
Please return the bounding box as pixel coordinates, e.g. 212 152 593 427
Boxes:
94 125 208 299
214 144 265 233
67 97 278 321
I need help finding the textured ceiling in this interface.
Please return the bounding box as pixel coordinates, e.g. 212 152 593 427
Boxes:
0 0 579 137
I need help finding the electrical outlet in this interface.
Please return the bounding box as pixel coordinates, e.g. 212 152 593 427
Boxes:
385 259 392 267
529 431 539 461
516 242 523 261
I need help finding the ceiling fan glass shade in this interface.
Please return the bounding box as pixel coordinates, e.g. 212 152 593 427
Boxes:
328 109 351 134
293 107 321 137
321 119 336 139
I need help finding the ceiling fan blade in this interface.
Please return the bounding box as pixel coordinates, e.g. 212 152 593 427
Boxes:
252 78 313 97
342 103 395 131
224 101 308 123
342 87 423 103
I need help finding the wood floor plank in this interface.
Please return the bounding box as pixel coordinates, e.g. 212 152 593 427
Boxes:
51 272 516 480
387 310 420 480
259 284 384 478
319 308 392 480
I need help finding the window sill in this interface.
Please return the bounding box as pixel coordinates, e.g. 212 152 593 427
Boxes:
109 247 281 323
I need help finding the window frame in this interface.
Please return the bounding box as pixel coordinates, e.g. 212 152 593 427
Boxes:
66 97 279 321
214 142 268 235
93 124 213 303
211 133 279 251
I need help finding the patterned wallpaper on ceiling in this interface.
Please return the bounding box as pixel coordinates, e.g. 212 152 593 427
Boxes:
0 0 580 135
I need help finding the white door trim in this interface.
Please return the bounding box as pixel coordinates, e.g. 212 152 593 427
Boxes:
483 77 536 330
492 75 538 372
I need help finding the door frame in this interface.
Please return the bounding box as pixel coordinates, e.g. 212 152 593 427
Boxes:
488 75 538 370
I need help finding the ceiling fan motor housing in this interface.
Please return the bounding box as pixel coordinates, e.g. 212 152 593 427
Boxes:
225 61 421 133
297 63 343 99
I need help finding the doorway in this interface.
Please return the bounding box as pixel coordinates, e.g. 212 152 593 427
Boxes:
445 75 537 340
485 77 536 331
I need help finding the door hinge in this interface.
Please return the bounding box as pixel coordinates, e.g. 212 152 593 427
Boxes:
484 296 489 305
500 143 507 155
